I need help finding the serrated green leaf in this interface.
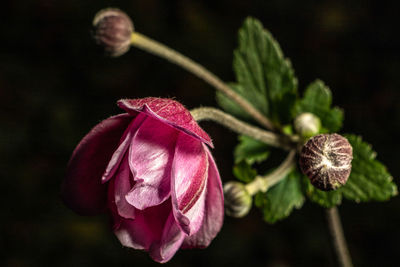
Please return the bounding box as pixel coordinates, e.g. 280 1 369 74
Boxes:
234 135 270 164
233 161 258 183
217 17 298 125
255 170 304 223
295 79 343 132
302 175 342 208
340 134 398 202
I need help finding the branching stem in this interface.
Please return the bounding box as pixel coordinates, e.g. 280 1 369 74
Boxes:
130 32 275 130
245 150 296 195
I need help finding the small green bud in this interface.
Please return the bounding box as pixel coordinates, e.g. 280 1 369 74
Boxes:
93 8 134 57
294 112 321 138
223 181 252 218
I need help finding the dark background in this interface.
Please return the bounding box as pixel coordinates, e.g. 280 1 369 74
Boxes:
2 0 400 266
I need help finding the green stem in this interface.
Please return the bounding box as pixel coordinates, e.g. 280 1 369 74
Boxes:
326 207 353 267
245 150 296 195
130 32 275 130
191 107 294 150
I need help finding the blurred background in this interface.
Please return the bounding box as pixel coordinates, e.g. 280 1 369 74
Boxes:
1 0 400 266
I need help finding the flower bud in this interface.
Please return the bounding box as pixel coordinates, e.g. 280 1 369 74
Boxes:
294 112 321 138
93 8 134 57
299 134 353 191
223 181 252 218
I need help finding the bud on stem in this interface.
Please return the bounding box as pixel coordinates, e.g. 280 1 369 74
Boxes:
299 134 353 191
93 8 134 57
223 182 252 218
224 150 296 218
294 112 321 138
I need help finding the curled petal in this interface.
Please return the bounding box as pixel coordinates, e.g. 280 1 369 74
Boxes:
102 113 147 183
62 113 132 215
182 147 224 248
125 117 178 210
113 155 135 219
118 98 213 147
171 133 208 236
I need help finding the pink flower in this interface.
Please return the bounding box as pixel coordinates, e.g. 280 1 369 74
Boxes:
62 97 224 263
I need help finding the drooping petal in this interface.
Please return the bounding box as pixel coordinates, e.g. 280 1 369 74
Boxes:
62 113 132 215
117 98 213 147
149 213 185 263
113 197 172 251
125 117 178 210
171 132 208 236
101 113 147 183
114 154 135 219
182 146 224 248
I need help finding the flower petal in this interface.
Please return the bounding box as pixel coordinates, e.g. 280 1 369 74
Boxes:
114 154 135 219
101 113 147 183
62 113 132 215
113 197 172 251
171 133 208 236
125 117 178 210
182 147 224 248
149 213 185 263
118 98 213 147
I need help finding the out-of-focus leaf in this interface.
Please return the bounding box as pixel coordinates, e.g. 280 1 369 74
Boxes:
255 169 304 223
234 135 270 164
295 79 343 132
302 175 342 208
233 161 258 183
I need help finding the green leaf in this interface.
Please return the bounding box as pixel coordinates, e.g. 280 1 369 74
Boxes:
216 84 253 122
255 170 304 223
340 134 398 202
295 79 343 132
234 135 270 164
217 17 298 125
233 161 257 183
302 175 342 208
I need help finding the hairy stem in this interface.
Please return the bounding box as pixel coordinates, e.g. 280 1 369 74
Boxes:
191 107 294 150
130 32 275 130
245 150 296 195
326 207 353 267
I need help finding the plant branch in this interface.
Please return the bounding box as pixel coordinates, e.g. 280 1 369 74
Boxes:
130 32 275 130
245 150 296 195
191 107 294 150
326 207 353 267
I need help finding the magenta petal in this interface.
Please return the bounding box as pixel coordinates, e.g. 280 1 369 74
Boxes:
182 147 224 249
62 113 132 215
125 117 178 210
171 133 208 236
117 98 213 147
114 155 135 219
101 113 147 183
149 213 185 263
113 198 172 251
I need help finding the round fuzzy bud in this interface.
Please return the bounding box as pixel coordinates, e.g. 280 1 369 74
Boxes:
93 8 134 57
294 112 321 138
223 181 252 218
299 134 353 191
